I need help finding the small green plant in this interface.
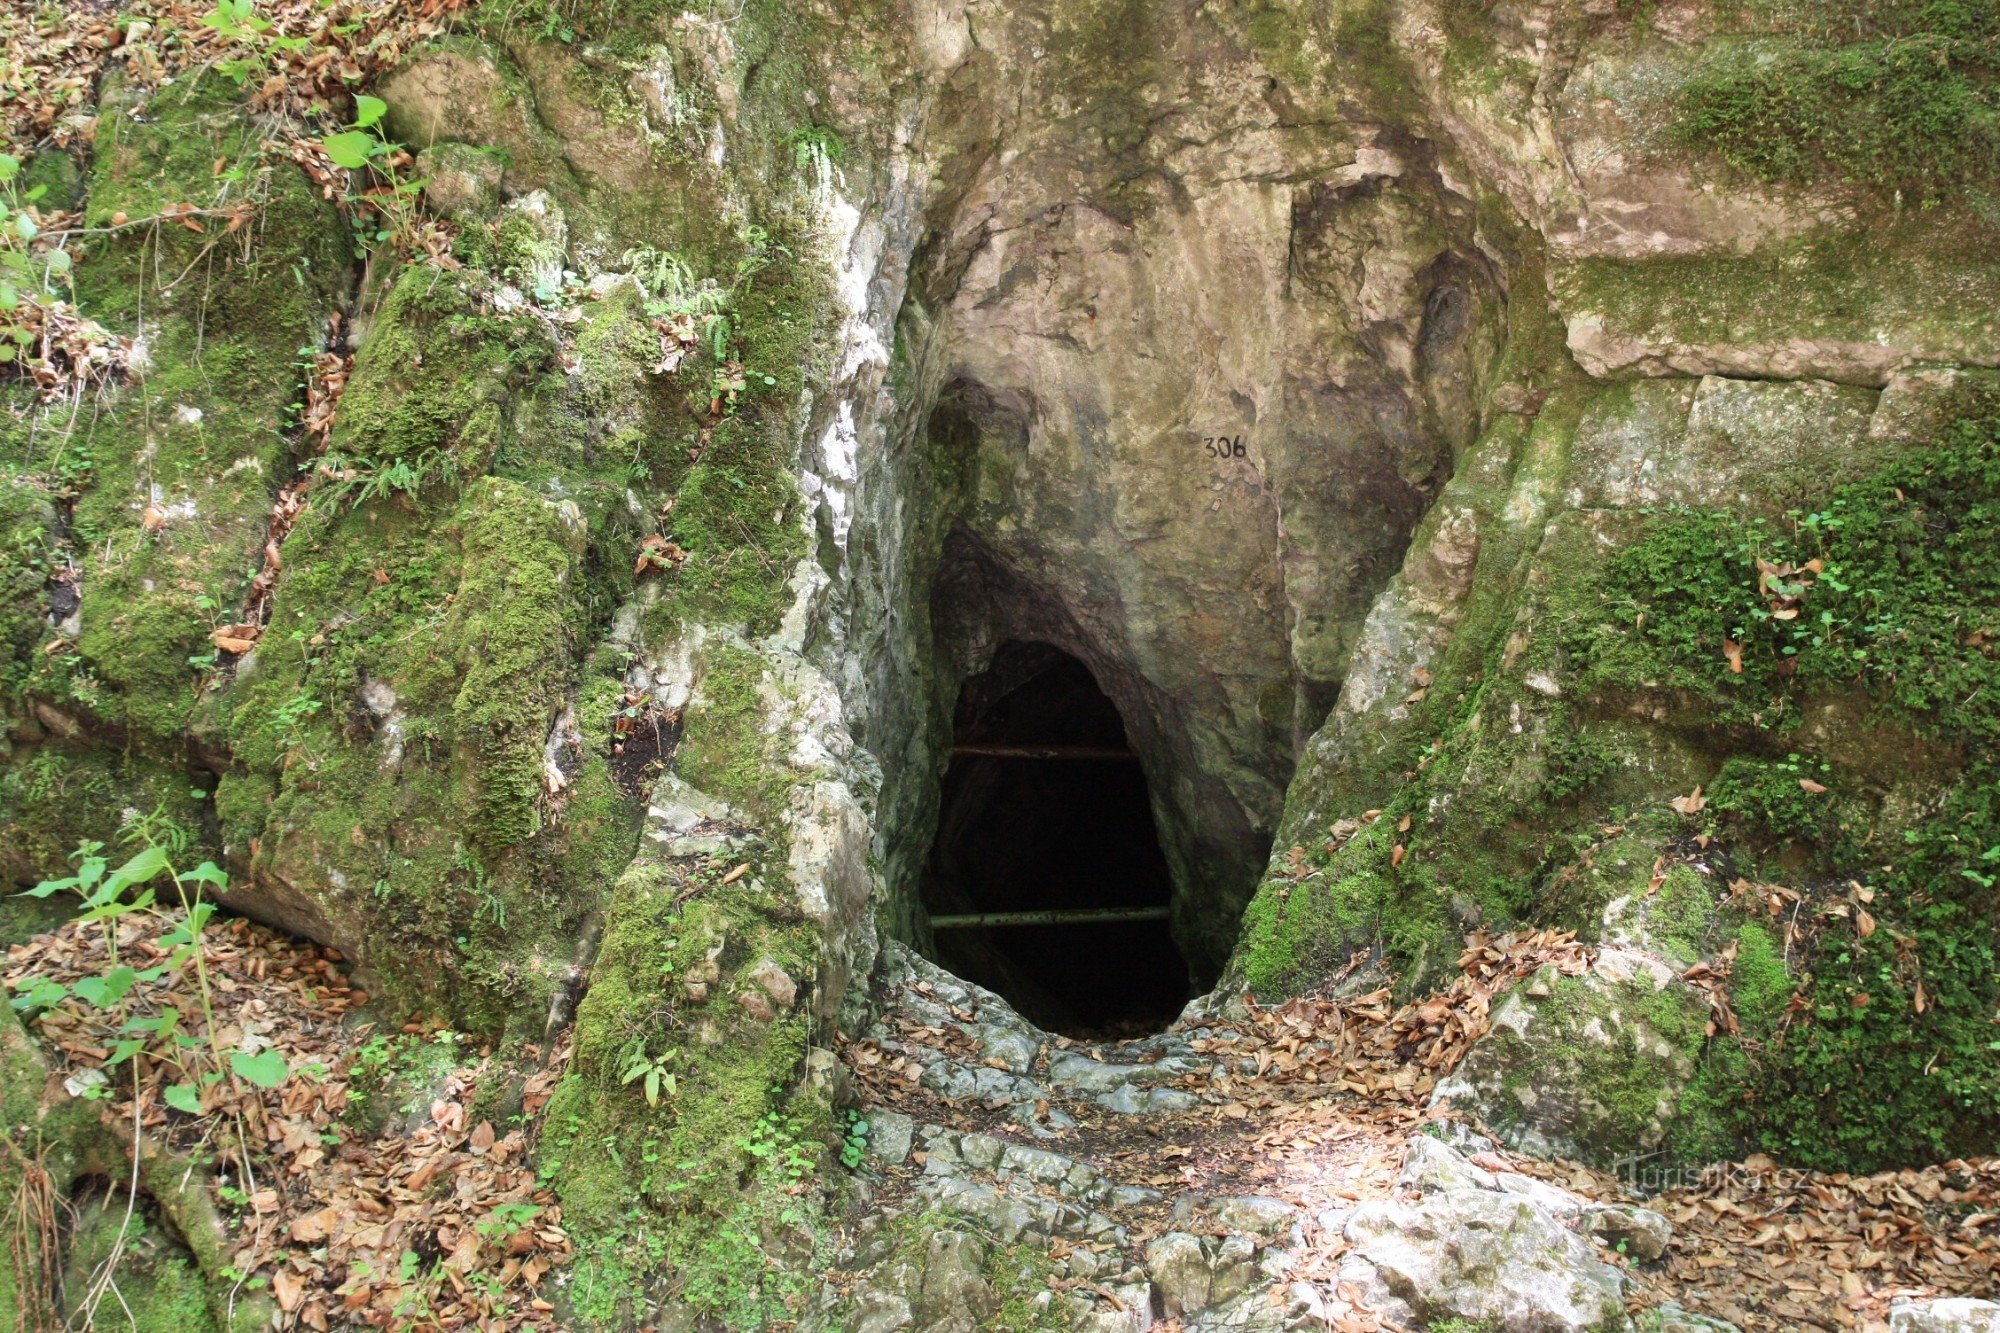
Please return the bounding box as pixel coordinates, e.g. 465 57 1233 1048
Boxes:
200 0 311 80
621 246 729 321
8 818 294 1322
788 126 843 176
475 1201 542 1243
0 152 66 327
321 96 394 173
838 1109 870 1169
744 1104 820 1185
270 691 324 746
617 1034 678 1107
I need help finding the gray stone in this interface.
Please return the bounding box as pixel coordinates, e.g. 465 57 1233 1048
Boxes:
967 1065 1038 1103
1429 951 1706 1167
747 957 798 1010
917 1061 977 1102
1205 1195 1300 1239
928 1178 1038 1244
1109 1184 1165 1209
1206 1234 1261 1309
957 1133 1004 1173
845 1288 912 1333
1639 1304 1740 1331
1492 1169 1588 1220
916 1128 961 1175
1084 1210 1128 1242
977 1024 1040 1074
1399 1134 1498 1195
1566 376 1885 514
912 1230 993 1328
998 1142 1073 1184
1579 1201 1673 1263
1345 1189 1631 1331
1890 1299 2000 1333
1062 1161 1104 1199
864 1110 915 1167
415 142 504 219
1147 1232 1213 1317
1094 1084 1201 1115
1145 1231 1264 1320
1072 1292 1150 1333
1049 1049 1199 1092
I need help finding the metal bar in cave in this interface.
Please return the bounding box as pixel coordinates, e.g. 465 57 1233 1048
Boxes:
929 907 1172 929
950 744 1139 761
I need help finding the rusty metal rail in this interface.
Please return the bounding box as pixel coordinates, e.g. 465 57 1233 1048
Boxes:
928 907 1171 929
950 744 1139 761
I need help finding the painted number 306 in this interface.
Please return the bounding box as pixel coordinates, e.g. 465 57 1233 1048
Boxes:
1203 435 1247 460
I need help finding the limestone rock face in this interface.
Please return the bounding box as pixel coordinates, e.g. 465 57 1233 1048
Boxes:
1332 1134 1676 1331
870 0 1515 964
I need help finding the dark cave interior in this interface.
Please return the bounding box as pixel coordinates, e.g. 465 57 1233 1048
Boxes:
921 641 1191 1036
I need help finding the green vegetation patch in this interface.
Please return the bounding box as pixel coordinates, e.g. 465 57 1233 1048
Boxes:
1567 398 2000 1169
540 849 829 1327
51 73 351 742
1672 0 2000 204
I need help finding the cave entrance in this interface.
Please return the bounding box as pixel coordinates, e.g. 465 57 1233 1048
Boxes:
922 642 1190 1036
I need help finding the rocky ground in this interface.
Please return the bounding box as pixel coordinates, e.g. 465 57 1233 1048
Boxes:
10 840 1997 1330
811 945 2000 1333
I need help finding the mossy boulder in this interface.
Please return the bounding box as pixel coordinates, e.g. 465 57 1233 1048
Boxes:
1432 953 1710 1166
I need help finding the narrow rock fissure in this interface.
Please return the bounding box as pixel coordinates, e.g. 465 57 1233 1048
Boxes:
920 641 1190 1036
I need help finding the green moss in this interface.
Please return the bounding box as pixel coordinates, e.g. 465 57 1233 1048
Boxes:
1553 224 2000 370
0 1012 110 1324
195 243 657 1031
56 1192 220 1333
323 267 548 496
1539 823 1721 968
987 1244 1068 1331
1568 401 2000 1169
0 478 57 702
0 743 209 887
1222 0 1423 125
642 256 829 637
1238 817 1401 997
1707 752 1842 848
44 73 351 742
1669 919 1796 1164
541 852 828 1327
1730 919 1792 1036
673 641 801 825
1671 1 2000 204
1486 971 1709 1164
449 477 583 849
